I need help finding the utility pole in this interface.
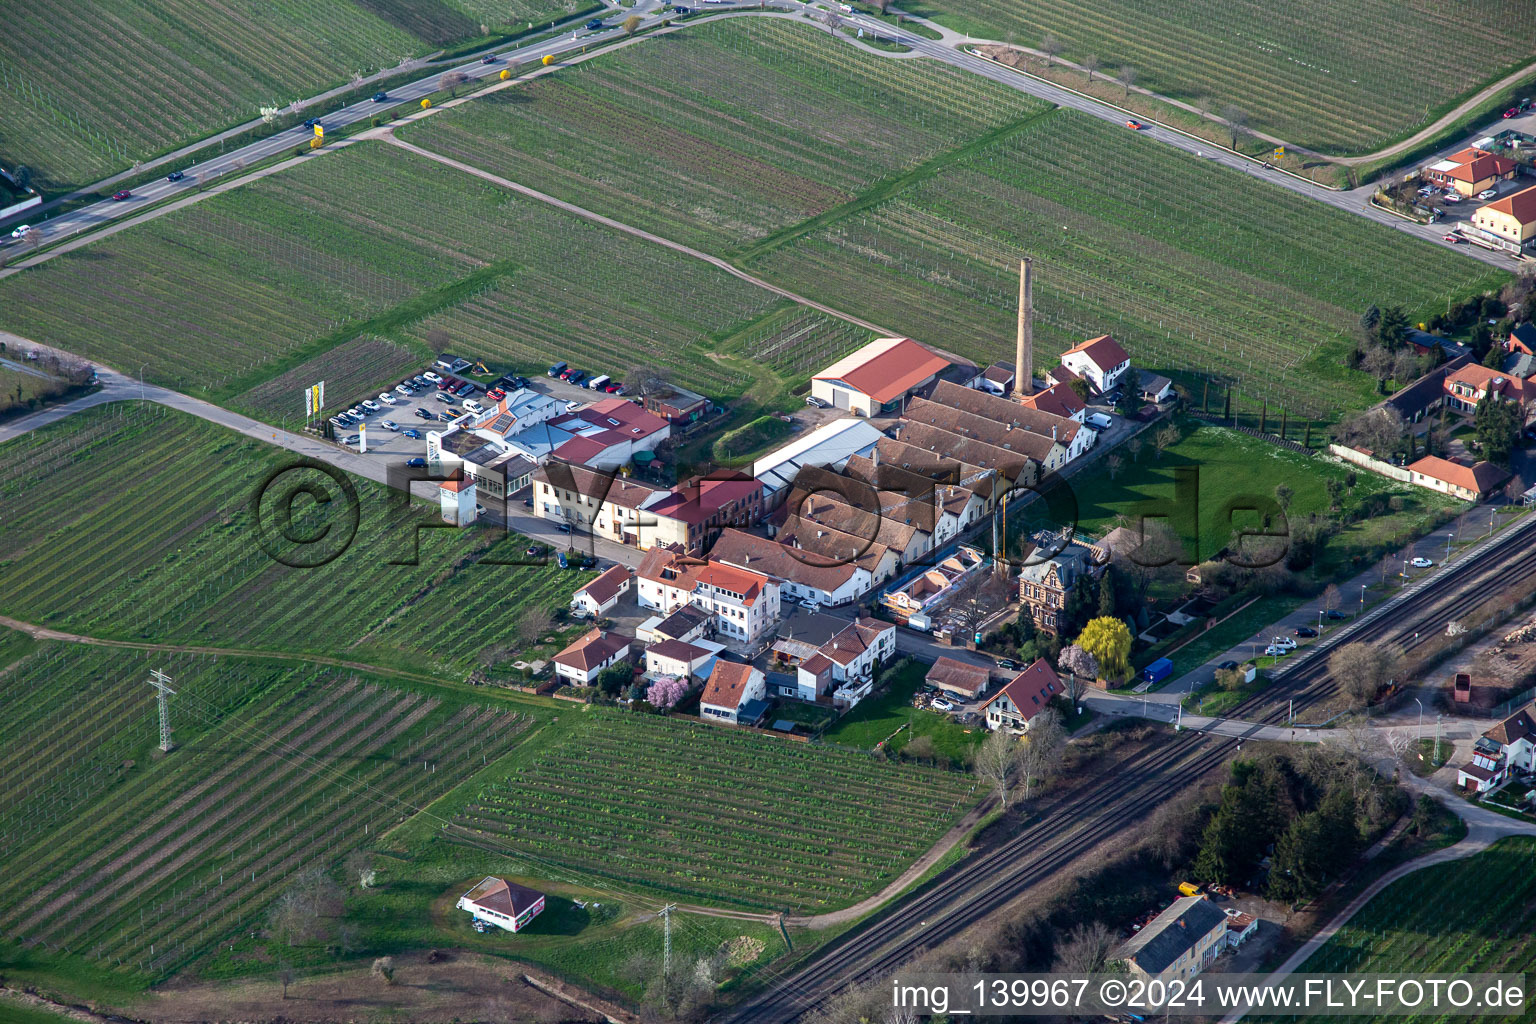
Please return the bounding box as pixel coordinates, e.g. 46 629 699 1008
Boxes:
148 669 176 752
659 903 677 979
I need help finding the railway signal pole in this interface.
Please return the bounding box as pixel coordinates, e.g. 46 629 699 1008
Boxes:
148 669 176 753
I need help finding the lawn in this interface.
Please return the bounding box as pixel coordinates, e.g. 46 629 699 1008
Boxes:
893 0 1536 154
745 110 1508 420
397 19 1051 252
821 659 987 767
0 0 579 191
1290 837 1536 998
0 403 585 675
449 710 977 912
0 644 533 985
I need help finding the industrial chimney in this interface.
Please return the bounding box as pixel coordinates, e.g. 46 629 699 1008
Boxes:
1013 258 1033 400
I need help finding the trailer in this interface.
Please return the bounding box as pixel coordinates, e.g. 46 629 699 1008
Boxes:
1142 657 1174 685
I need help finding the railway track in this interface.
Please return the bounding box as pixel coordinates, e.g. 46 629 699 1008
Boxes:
724 514 1536 1024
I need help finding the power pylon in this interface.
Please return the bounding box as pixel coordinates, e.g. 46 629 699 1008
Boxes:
148 669 176 752
660 903 677 978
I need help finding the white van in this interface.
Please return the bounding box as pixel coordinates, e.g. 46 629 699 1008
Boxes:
462 398 483 414
587 374 611 391
1087 412 1113 430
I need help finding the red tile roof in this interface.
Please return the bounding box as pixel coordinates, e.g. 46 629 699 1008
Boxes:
800 652 834 676
646 476 762 526
926 656 990 696
701 660 759 710
814 338 952 405
1442 147 1516 183
1063 334 1130 373
820 617 893 666
553 628 630 672
1486 702 1536 746
462 877 544 919
439 476 474 493
1021 381 1086 419
1484 183 1536 224
576 564 631 607
1407 455 1510 495
1445 362 1529 401
707 528 863 592
979 658 1063 722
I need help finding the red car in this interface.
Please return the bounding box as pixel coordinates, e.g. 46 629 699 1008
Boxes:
111 190 133 200
487 387 506 400
1444 234 1464 244
1125 120 1146 130
1503 108 1520 118
604 382 622 393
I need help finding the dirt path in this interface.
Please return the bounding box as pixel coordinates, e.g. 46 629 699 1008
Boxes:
1332 61 1536 166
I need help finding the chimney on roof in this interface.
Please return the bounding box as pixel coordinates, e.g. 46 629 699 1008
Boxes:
1013 257 1033 401
871 444 880 467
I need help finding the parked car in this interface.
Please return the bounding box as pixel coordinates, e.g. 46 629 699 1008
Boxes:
344 433 361 445
1477 189 1498 201
1411 556 1434 568
372 91 389 103
1504 107 1521 118
1216 660 1239 672
604 383 623 393
381 419 400 431
487 387 506 400
526 543 543 556
463 398 483 413
1087 412 1114 430
995 658 1020 671
328 416 346 428
476 503 488 516
566 370 588 386
423 370 442 382
1270 636 1297 650
361 399 381 412
346 406 364 418
415 408 433 419
1294 626 1318 638
455 382 475 397
434 392 454 403
557 522 572 533
111 190 132 201
806 396 829 408
413 374 432 386
403 428 423 439
394 384 412 395
932 697 955 712
406 456 426 467
379 392 397 405
548 362 568 377
1325 609 1348 621
1442 193 1460 204
1264 644 1290 657
166 170 185 182
799 598 819 610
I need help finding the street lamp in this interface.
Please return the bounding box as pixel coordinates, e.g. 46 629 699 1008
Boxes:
1413 697 1424 742
139 362 148 401
1445 532 1453 561
1359 584 1366 616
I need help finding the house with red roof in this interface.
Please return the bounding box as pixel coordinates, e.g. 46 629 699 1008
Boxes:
700 660 768 725
1442 362 1531 415
635 547 782 643
979 658 1063 731
531 462 761 555
571 564 633 618
1424 147 1518 197
1060 335 1131 394
791 617 895 704
811 337 951 417
456 876 545 933
552 628 632 686
926 656 992 700
1406 455 1509 502
1021 380 1087 422
544 397 672 470
1457 701 1536 793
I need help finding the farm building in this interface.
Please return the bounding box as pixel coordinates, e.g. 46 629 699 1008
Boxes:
709 528 874 608
456 876 545 933
979 658 1063 732
571 564 632 618
1405 455 1509 502
926 656 991 699
700 660 768 725
643 382 711 425
1423 147 1518 197
1113 895 1228 982
972 361 1017 396
531 463 762 554
753 418 884 507
1058 335 1131 394
1139 373 1174 403
552 628 632 686
811 337 951 416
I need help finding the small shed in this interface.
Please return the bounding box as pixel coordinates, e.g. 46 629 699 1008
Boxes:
456 876 545 933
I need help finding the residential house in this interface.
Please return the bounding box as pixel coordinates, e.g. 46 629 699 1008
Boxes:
1059 335 1131 394
1406 455 1510 502
531 462 762 554
1018 533 1103 634
1021 381 1087 422
571 564 633 618
544 398 672 470
753 418 884 507
699 660 768 725
643 382 711 426
1442 362 1531 415
926 656 991 700
1115 896 1228 982
552 628 631 686
708 528 874 608
634 547 781 643
979 659 1064 731
811 337 951 416
644 637 722 682
439 476 476 526
455 877 544 933
793 617 895 703
1423 147 1518 197
1457 701 1536 792
636 602 713 645
1471 184 1536 253
1383 354 1472 426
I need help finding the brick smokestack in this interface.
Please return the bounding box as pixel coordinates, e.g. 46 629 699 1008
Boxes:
1013 257 1032 400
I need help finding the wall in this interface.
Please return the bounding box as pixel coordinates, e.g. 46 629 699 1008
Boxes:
1328 443 1411 483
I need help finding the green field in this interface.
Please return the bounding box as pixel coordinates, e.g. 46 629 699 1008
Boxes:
451 711 976 912
1286 837 1535 1016
399 19 1050 250
821 660 987 767
0 643 533 983
0 0 582 191
746 111 1507 419
0 403 583 675
895 0 1536 154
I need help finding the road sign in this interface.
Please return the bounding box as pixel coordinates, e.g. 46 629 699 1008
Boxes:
1272 146 1285 159
314 124 324 138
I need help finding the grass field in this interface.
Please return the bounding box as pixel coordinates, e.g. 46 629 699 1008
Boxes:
450 711 976 912
0 643 532 983
0 0 579 191
820 660 987 767
894 0 1536 154
398 19 1050 251
1289 837 1535 1008
0 403 584 675
746 111 1508 419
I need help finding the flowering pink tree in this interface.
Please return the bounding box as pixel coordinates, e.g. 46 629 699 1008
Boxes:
647 676 689 709
1057 644 1097 710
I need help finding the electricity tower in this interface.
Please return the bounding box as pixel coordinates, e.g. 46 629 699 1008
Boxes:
659 903 677 979
148 669 176 752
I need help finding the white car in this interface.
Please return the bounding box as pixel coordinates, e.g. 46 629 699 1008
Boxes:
1477 189 1498 201
1269 636 1297 651
394 383 412 395
347 406 364 419
9 224 30 239
932 697 955 712
423 370 443 382
1410 556 1434 568
379 392 397 405
1264 644 1290 658
381 419 400 431
799 598 820 611
1442 193 1460 204
361 399 381 412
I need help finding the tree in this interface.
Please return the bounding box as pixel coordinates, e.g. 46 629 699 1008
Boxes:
267 867 342 946
1220 104 1248 149
343 850 375 889
1153 423 1181 458
1268 787 1358 904
1053 920 1117 973
623 13 642 34
1359 305 1381 333
1324 477 1344 510
822 10 842 32
1105 453 1124 480
596 663 631 697
1082 54 1100 81
1040 33 1061 65
1193 761 1288 885
1097 568 1118 618
1117 366 1141 415
974 729 1022 808
1376 305 1409 348
1322 583 1341 616
1473 393 1519 466
515 605 554 644
627 364 668 397
905 735 938 763
1116 64 1137 97
1274 483 1293 514
1057 644 1097 708
439 70 468 95
1214 666 1246 692
1067 376 1092 402
1018 707 1065 799
280 963 296 999
951 572 1006 644
1074 617 1132 683
1126 436 1143 463
1328 642 1400 710
647 676 688 709
1126 517 1182 601
1484 343 1507 369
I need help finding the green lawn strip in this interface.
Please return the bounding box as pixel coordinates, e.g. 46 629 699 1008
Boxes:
0 999 90 1024
1150 595 1307 683
846 3 943 37
819 660 986 767
1404 738 1455 777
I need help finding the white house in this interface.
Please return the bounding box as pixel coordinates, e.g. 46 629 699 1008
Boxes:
791 617 895 701
552 628 631 686
1059 335 1130 394
644 637 723 681
439 476 477 526
811 337 951 417
1114 896 1228 982
1458 702 1535 792
571 564 632 618
708 528 874 608
980 658 1063 731
456 876 545 933
634 547 781 643
699 660 767 725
